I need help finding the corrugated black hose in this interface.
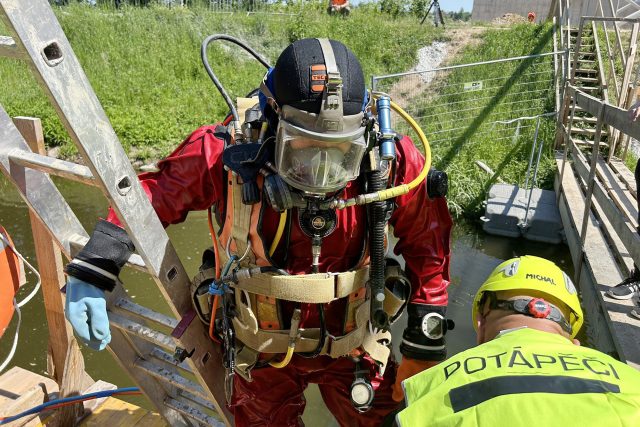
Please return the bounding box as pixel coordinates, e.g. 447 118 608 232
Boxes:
368 169 389 330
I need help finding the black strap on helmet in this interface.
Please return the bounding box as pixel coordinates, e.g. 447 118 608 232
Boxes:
488 295 572 334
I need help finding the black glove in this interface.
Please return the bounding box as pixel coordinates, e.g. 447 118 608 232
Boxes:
65 219 135 292
400 304 454 361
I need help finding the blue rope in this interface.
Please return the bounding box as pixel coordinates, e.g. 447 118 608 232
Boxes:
0 387 140 425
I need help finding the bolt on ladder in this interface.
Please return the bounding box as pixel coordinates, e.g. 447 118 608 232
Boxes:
0 0 231 425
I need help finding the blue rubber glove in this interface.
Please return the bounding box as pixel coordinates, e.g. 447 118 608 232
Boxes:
64 276 111 351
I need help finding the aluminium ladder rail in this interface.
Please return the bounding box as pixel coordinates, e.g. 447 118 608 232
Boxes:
0 0 231 425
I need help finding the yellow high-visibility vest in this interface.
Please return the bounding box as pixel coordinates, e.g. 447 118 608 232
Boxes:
397 328 640 427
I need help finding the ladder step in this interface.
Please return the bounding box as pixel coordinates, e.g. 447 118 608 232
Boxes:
149 348 194 374
109 312 177 351
571 127 608 136
574 76 599 83
573 116 599 124
165 397 223 427
575 68 598 74
570 137 609 148
0 35 25 60
134 359 209 401
177 389 216 412
65 234 148 272
7 149 97 186
577 86 599 92
114 298 178 329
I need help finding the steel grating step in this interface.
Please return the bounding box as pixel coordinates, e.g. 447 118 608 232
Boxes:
165 397 224 427
114 298 178 329
109 312 178 351
150 347 194 374
134 359 209 401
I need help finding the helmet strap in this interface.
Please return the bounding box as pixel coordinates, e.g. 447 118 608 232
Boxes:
487 293 573 335
315 38 344 132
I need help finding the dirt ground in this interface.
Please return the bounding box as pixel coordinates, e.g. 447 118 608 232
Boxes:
387 26 486 108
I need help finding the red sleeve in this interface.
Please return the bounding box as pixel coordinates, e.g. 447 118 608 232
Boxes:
390 135 453 306
106 125 227 228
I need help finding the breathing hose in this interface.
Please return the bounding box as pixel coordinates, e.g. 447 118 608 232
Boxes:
322 97 432 210
201 34 271 132
367 168 388 330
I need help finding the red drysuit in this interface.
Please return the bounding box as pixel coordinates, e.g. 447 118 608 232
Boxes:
107 124 453 426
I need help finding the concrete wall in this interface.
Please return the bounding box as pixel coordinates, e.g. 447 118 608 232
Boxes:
471 0 609 23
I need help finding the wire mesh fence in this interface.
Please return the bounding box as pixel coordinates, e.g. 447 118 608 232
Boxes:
372 52 560 151
372 52 561 216
49 0 302 12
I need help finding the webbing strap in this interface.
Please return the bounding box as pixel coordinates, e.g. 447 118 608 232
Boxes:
233 297 369 357
230 178 253 266
230 267 369 303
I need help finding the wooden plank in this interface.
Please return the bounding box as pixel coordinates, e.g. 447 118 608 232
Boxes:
571 86 640 141
595 157 639 229
78 397 163 427
12 117 76 386
56 338 86 426
563 150 640 369
1 385 46 427
571 147 640 269
0 367 58 427
0 367 58 408
554 156 621 358
609 158 638 200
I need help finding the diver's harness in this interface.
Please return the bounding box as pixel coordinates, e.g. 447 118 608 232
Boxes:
194 35 446 408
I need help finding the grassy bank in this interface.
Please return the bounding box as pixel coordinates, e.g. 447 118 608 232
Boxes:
401 24 556 218
0 5 562 220
0 3 444 158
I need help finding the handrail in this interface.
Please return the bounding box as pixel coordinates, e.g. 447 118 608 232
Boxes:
562 84 640 277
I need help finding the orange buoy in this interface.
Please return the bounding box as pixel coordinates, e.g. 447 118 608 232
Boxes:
0 225 24 338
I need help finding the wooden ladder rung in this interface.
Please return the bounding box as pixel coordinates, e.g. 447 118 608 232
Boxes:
8 148 97 186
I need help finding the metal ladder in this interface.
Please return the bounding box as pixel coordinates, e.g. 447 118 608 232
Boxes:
0 0 231 425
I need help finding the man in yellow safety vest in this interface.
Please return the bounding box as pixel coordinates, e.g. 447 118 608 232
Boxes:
396 255 640 426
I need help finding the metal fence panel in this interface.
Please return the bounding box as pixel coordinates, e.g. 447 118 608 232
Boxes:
372 52 560 151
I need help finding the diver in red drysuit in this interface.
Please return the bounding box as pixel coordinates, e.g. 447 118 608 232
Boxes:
64 38 453 426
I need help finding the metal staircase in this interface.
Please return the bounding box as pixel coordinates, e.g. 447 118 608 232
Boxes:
0 0 231 425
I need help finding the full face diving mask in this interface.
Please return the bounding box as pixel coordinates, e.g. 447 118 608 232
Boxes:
272 39 368 196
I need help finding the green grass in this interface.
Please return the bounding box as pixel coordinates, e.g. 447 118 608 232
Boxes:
397 24 557 218
0 4 560 219
0 3 444 158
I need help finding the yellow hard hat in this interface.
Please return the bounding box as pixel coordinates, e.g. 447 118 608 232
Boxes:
472 256 584 338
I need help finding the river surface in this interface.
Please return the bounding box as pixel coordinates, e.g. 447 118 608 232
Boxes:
0 174 574 425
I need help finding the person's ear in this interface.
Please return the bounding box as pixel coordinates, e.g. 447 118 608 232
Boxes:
476 313 486 344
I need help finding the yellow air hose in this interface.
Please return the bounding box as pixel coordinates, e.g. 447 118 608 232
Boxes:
268 210 287 257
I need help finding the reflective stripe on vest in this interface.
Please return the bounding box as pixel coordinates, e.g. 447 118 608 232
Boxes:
396 328 640 427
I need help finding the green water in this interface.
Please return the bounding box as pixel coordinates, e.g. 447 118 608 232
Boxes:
0 174 573 425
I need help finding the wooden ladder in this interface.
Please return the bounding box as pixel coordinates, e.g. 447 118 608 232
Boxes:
0 0 231 425
567 23 610 152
